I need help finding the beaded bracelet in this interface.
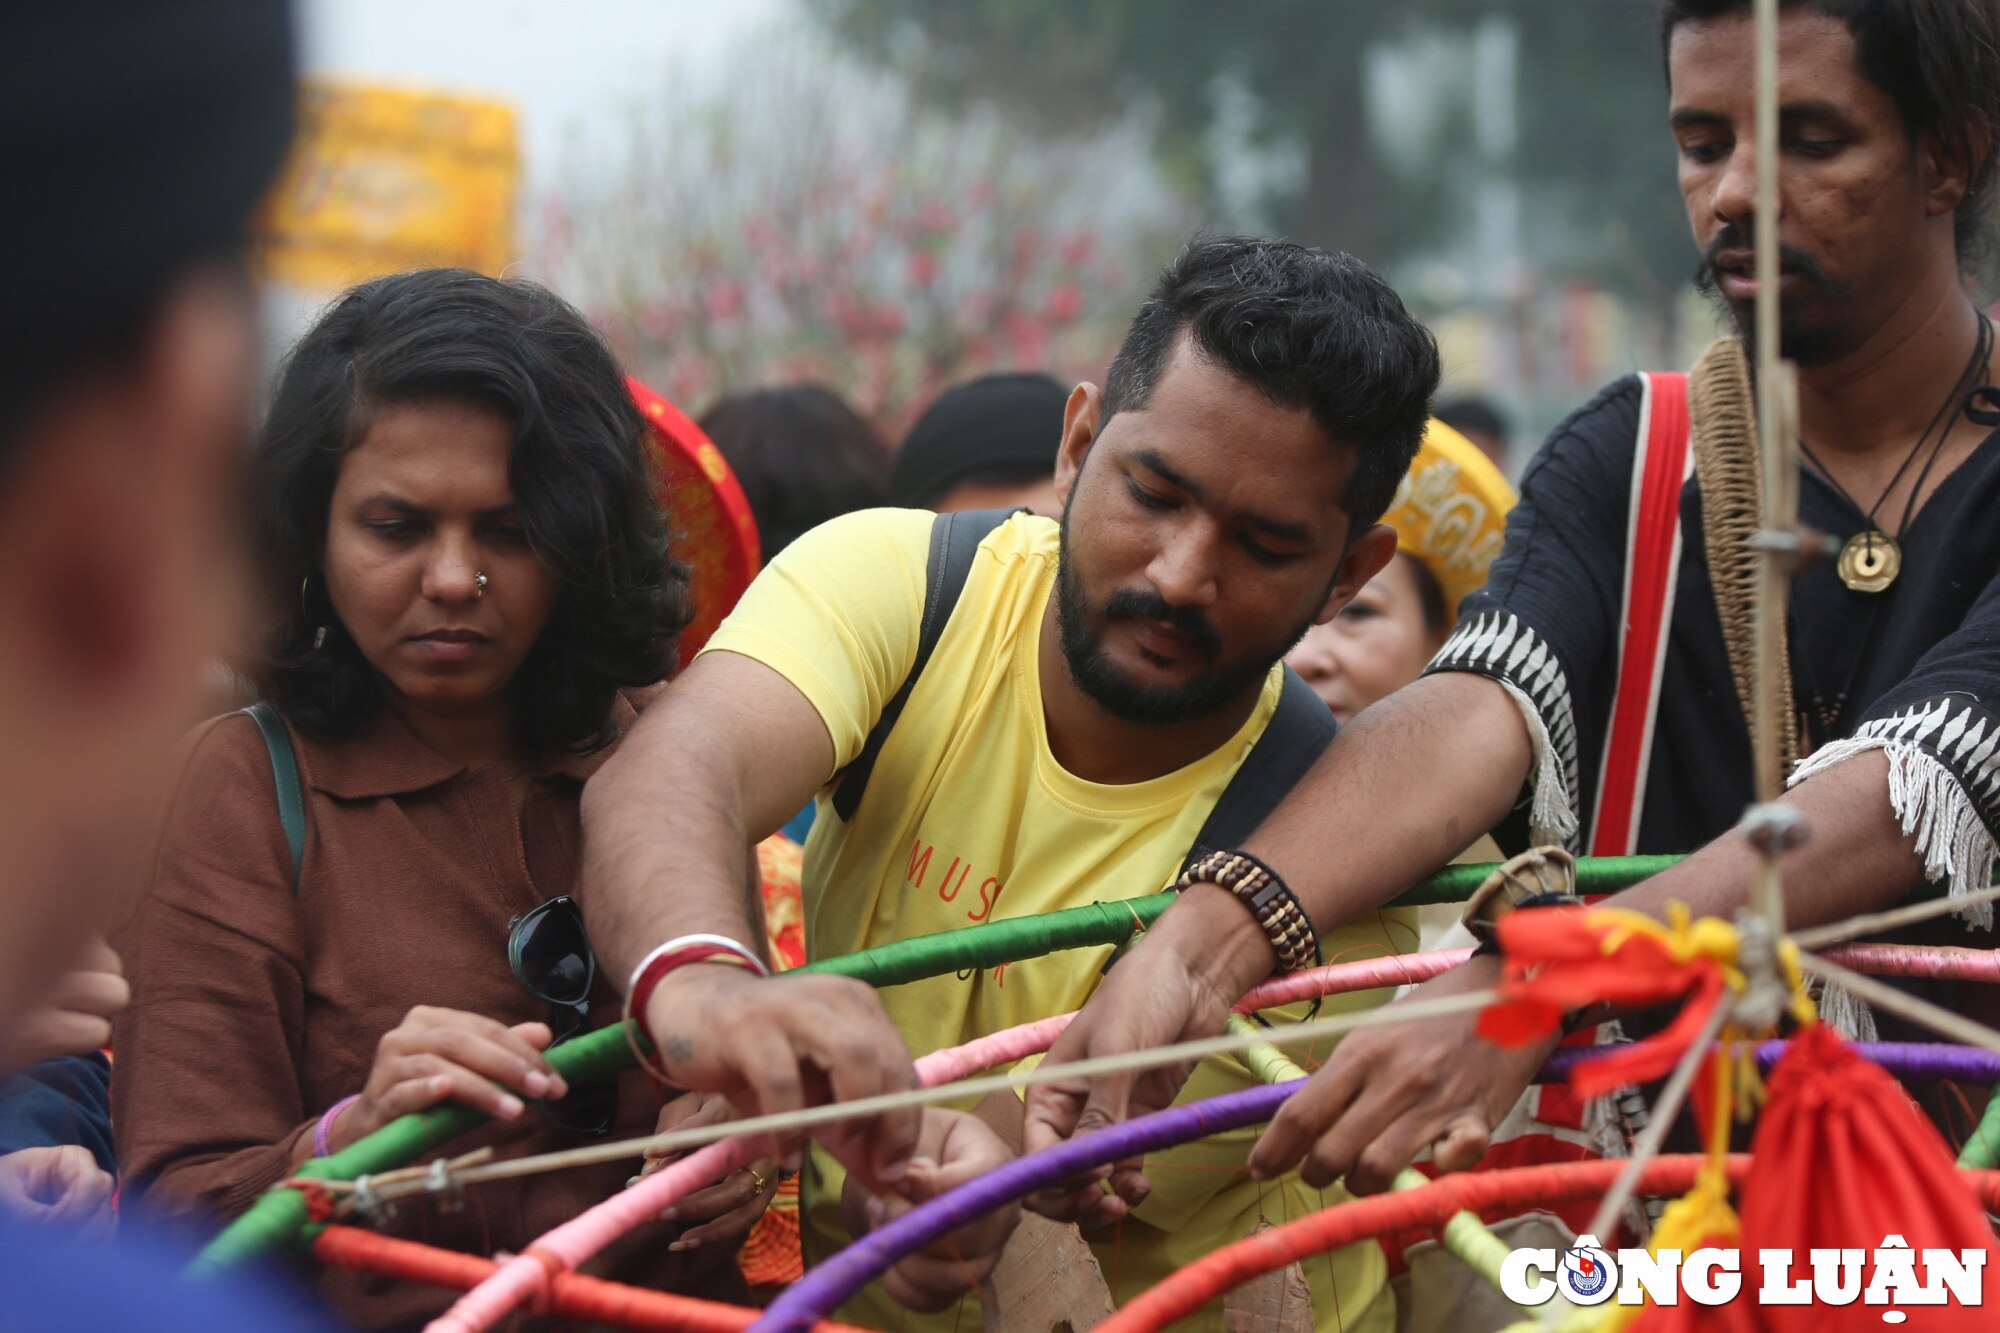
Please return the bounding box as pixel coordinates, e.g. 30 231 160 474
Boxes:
313 1093 361 1158
1172 849 1320 973
622 934 771 1085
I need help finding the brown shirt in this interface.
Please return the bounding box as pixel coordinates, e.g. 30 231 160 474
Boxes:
113 694 711 1329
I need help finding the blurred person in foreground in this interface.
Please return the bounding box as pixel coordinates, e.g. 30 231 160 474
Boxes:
0 1 325 1325
1025 0 2000 1203
889 372 1069 517
0 938 127 1235
580 235 1439 1330
700 382 891 560
114 269 774 1328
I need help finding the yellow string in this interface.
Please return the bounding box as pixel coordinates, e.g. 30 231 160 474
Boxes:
1776 937 1819 1028
1587 904 1818 1030
1594 904 1746 991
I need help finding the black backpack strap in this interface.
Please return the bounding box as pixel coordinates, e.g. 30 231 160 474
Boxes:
1181 665 1337 874
832 508 1021 822
242 703 306 886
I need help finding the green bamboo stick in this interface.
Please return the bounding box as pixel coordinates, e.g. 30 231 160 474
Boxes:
803 894 1173 986
190 1027 641 1277
806 855 1686 986
1394 854 1682 907
191 853 1683 1274
1955 1082 2000 1170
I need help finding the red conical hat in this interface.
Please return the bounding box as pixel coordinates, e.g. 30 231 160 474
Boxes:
626 376 760 667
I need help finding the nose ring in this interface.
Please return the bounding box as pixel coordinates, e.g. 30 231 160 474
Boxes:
473 570 489 599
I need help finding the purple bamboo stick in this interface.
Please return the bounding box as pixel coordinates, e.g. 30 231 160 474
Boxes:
1540 1040 2000 1085
758 1039 1999 1329
751 1081 1302 1332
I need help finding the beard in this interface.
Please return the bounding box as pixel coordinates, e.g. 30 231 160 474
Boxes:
1053 507 1322 726
1693 223 1855 367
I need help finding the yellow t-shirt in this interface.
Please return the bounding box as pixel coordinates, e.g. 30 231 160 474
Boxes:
700 509 1415 1331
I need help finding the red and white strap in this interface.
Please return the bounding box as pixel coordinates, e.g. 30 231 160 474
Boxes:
1407 374 1692 1264
1587 371 1691 860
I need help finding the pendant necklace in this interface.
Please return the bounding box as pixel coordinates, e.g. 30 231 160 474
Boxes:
1834 522 1900 594
1798 314 1993 594
1792 315 1996 743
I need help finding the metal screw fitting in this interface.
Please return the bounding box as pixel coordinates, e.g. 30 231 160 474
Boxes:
1740 803 1809 857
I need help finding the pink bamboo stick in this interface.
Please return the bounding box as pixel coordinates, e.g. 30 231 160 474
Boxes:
426 951 1477 1330
1234 948 1473 1011
425 1014 1080 1330
1821 943 2000 982
911 1013 1075 1084
427 1134 776 1331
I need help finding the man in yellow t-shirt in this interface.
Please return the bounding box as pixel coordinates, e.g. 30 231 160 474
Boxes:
580 235 1444 1328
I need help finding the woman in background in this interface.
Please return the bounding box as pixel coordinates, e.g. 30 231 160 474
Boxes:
115 270 770 1327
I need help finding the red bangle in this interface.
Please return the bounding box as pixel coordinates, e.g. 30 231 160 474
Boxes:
623 935 770 1084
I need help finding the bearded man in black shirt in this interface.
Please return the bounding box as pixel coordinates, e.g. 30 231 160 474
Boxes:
1023 0 2000 1210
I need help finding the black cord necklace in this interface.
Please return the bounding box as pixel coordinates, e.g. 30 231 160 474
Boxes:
1792 314 1997 745
1796 314 1993 593
1790 596 1887 748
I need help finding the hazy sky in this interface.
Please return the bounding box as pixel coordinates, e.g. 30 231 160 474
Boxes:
300 0 787 189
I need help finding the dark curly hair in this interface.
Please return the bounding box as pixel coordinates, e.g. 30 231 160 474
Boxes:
251 268 690 756
1101 235 1441 530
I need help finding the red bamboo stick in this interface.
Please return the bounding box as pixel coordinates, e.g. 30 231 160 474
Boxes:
1097 1157 2000 1332
312 1226 869 1332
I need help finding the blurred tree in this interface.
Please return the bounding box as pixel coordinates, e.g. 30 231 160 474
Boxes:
1508 3 1697 307
814 0 1695 301
529 37 1185 431
816 0 1409 261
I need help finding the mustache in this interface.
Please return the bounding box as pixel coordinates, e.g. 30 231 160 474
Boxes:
1694 223 1837 295
1101 587 1222 659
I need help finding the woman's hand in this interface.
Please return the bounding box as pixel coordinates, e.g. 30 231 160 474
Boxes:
841 1108 1021 1313
330 1006 566 1153
0 1146 116 1237
637 1092 778 1258
13 937 129 1065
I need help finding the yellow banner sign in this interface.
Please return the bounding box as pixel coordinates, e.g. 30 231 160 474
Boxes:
257 79 519 291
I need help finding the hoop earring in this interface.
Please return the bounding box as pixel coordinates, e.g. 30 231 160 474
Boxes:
302 573 328 652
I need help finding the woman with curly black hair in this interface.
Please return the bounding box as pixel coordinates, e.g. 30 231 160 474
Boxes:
113 270 769 1328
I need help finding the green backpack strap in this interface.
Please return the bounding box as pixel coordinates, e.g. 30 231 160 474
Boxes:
242 703 306 886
